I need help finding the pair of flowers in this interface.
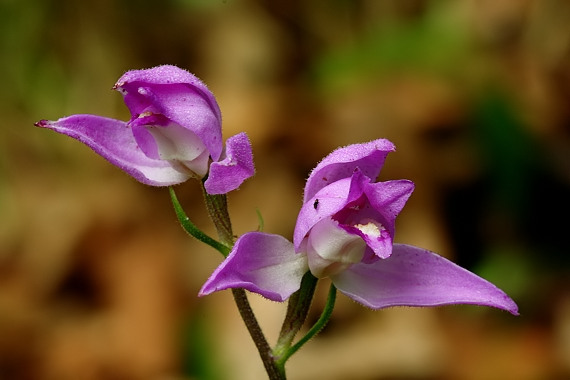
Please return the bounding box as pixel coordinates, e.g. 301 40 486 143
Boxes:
36 65 518 315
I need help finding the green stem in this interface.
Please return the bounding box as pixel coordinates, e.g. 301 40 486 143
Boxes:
201 185 233 246
200 183 283 379
276 283 337 367
273 273 318 358
169 187 230 256
232 288 286 380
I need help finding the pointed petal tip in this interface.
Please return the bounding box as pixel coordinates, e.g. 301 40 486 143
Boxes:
34 119 50 128
499 296 519 316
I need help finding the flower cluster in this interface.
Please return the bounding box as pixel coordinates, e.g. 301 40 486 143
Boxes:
35 65 254 194
36 65 518 379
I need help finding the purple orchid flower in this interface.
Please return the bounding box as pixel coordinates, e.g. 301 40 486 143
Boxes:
35 65 254 194
199 139 518 315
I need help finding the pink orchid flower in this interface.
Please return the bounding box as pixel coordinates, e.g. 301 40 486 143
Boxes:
200 139 518 314
35 65 254 194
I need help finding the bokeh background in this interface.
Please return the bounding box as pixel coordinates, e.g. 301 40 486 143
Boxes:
1 0 570 379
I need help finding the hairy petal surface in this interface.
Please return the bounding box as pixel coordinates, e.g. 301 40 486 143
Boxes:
332 244 519 315
303 138 395 202
35 115 190 186
199 232 308 301
116 65 222 126
204 132 255 194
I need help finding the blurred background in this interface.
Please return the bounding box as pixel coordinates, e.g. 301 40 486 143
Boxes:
1 0 569 379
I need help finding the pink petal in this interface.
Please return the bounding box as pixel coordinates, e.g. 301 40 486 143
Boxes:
116 65 223 161
294 177 354 250
199 232 308 302
364 179 415 235
332 244 519 314
35 115 190 186
204 132 255 194
303 138 395 202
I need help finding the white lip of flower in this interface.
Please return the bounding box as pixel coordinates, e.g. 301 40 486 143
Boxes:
139 112 210 177
306 218 367 278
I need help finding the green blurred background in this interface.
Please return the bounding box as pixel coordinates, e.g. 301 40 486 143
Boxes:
1 0 569 379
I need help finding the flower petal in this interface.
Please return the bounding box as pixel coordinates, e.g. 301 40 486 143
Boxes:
203 132 255 194
303 138 395 202
115 65 221 122
363 179 415 238
130 117 210 177
35 115 190 186
294 177 354 250
331 244 519 314
306 218 366 278
116 65 223 161
199 232 308 301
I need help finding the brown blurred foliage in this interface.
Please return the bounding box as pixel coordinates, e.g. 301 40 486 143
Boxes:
1 0 569 379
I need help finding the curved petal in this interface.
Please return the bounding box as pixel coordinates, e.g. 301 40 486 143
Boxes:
363 179 415 237
294 177 354 250
331 244 519 315
294 170 372 250
115 65 222 122
199 232 308 302
35 115 190 186
342 221 392 259
204 132 255 194
303 139 395 202
116 65 223 161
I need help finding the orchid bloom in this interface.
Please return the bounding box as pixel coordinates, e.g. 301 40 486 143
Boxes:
200 139 518 314
35 65 254 194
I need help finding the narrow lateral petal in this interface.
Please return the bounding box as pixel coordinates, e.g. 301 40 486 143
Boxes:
363 179 415 237
35 115 190 186
294 171 371 250
204 132 255 194
199 232 308 302
294 177 353 250
303 139 395 202
332 244 519 315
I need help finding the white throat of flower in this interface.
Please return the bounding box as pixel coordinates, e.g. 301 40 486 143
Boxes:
306 217 366 278
139 112 210 177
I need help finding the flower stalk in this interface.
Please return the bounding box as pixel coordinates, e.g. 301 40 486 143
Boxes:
200 182 284 379
169 187 230 256
278 283 337 367
274 273 318 359
201 182 234 247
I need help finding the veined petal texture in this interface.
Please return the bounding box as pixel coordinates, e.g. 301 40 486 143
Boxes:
35 115 190 186
332 244 519 314
200 232 308 301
